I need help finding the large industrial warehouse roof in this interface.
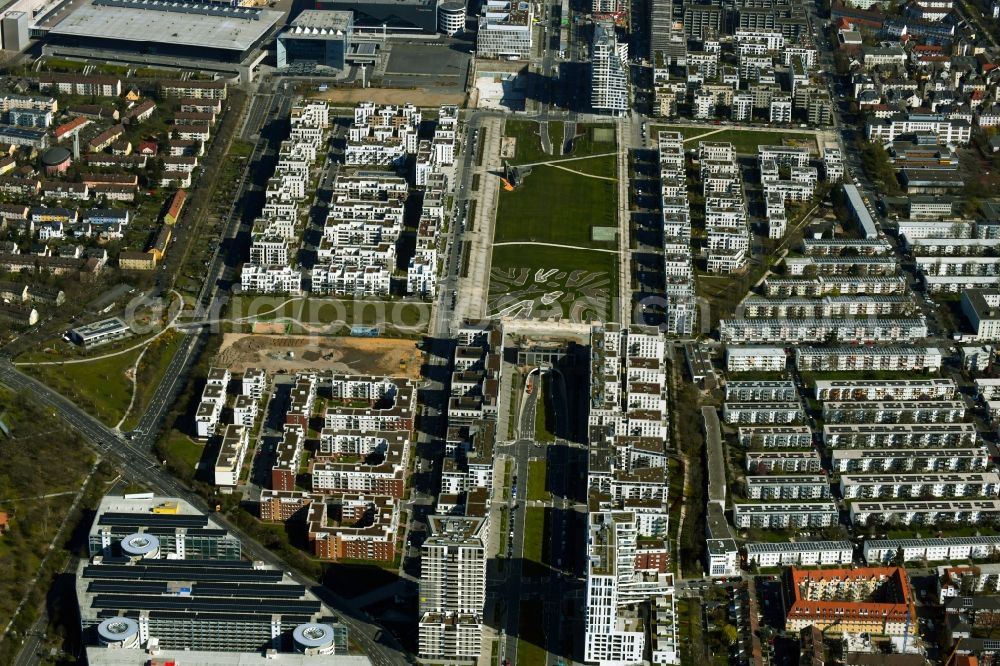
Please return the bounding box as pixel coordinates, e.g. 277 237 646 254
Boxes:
49 0 283 52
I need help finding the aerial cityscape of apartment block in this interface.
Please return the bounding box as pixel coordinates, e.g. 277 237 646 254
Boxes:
5 0 1000 662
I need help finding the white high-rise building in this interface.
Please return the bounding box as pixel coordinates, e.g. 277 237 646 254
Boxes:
591 21 628 115
585 512 644 665
418 515 488 662
584 511 679 665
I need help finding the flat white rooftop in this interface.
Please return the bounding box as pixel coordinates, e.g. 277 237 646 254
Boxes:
50 0 283 52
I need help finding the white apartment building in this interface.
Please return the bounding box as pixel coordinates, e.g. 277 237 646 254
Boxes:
813 378 956 401
862 44 906 68
840 472 1000 500
822 400 965 425
320 432 391 456
242 367 267 399
784 255 898 276
707 540 740 578
232 394 258 428
311 460 405 495
195 398 223 439
917 256 1000 277
746 450 823 473
407 251 438 298
724 380 796 402
693 88 715 119
240 264 301 294
850 499 1000 526
584 511 680 665
311 263 391 297
346 103 420 166
291 100 330 130
824 147 845 182
963 289 1000 341
864 536 1000 564
418 515 488 662
658 132 695 334
734 30 784 51
732 91 753 121
909 238 1000 256
725 345 785 372
924 275 1000 293
741 295 910 319
795 346 943 373
831 447 989 474
737 425 812 448
585 512 644 666
591 21 629 115
249 235 289 266
769 94 792 123
732 502 839 529
897 219 974 240
214 425 249 487
758 146 810 166
867 113 972 145
822 422 976 449
745 541 853 568
763 276 906 297
746 474 831 500
720 318 928 344
977 378 1000 401
722 402 805 424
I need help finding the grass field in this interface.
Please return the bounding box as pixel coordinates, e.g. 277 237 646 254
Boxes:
491 244 616 282
491 122 620 322
494 164 617 247
527 459 548 501
505 118 551 164
558 154 617 179
523 507 545 565
506 119 616 165
517 638 547 666
652 124 817 154
561 122 616 159
22 349 142 426
499 507 509 557
159 430 206 481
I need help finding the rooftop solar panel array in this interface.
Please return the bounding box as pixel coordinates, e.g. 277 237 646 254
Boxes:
92 594 321 615
98 512 209 529
82 564 283 584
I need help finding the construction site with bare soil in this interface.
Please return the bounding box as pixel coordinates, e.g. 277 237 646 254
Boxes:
213 333 423 379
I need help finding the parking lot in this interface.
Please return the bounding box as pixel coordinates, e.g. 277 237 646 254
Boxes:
381 42 471 89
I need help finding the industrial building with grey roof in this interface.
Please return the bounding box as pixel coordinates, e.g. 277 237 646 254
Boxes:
79 495 353 662
42 0 283 81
